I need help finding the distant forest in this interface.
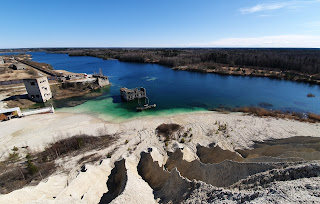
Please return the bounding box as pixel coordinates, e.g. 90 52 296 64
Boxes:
42 48 320 75
1 48 320 80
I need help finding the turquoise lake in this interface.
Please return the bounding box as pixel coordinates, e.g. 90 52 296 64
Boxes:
4 52 320 121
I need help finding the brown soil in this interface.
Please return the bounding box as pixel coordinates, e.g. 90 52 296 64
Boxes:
50 82 102 100
196 144 244 163
0 67 46 82
236 136 320 161
164 149 277 187
99 159 127 203
6 99 36 109
138 152 170 191
52 89 92 100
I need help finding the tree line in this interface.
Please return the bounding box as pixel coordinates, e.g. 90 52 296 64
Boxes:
2 48 320 75
44 48 320 75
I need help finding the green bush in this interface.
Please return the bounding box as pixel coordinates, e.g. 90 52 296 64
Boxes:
27 160 38 175
8 152 19 161
76 138 84 148
25 153 32 160
107 153 112 158
218 124 227 131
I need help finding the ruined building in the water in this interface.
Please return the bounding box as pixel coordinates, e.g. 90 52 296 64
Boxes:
92 75 110 87
23 76 52 102
120 87 146 101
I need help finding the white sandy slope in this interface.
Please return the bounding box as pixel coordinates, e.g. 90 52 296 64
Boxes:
0 111 320 204
1 111 319 158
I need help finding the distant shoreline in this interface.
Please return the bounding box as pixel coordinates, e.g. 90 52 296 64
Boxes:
1 48 320 85
47 48 320 86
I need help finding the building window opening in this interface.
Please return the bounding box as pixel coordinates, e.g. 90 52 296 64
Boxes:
30 82 35 85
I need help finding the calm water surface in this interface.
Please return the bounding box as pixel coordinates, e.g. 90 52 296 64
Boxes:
4 52 320 121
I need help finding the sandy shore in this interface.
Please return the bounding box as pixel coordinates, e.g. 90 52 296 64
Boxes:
0 111 320 203
1 110 319 157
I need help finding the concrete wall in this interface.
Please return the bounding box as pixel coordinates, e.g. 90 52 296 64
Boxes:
12 63 26 70
97 77 110 87
120 87 146 101
23 77 52 102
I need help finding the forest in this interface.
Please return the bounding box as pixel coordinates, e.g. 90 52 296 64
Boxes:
2 48 320 83
44 48 320 74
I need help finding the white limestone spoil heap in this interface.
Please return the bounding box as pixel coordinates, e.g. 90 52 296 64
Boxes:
0 111 320 203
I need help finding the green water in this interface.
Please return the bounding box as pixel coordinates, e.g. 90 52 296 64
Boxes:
58 97 206 122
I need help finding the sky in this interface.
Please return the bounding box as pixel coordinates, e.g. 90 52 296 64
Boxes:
0 0 320 48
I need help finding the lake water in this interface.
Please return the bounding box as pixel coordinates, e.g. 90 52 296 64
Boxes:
4 52 320 121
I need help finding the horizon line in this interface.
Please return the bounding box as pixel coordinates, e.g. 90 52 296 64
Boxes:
1 47 320 50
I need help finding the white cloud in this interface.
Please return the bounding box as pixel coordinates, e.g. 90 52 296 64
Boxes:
240 0 320 14
240 3 288 14
185 35 320 48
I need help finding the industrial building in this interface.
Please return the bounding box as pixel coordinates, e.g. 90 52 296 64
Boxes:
120 87 146 101
12 63 27 70
93 75 110 87
23 76 52 102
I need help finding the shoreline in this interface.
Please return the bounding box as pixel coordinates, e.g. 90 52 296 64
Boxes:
1 49 320 86
172 65 320 85
56 100 320 124
52 50 320 86
55 106 209 123
1 109 319 157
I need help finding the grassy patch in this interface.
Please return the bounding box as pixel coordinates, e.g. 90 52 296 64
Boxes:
0 134 116 194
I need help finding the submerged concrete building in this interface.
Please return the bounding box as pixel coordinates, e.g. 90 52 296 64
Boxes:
93 75 110 87
23 76 52 102
120 87 146 101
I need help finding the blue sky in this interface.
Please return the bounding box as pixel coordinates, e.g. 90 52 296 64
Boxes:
1 0 320 48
